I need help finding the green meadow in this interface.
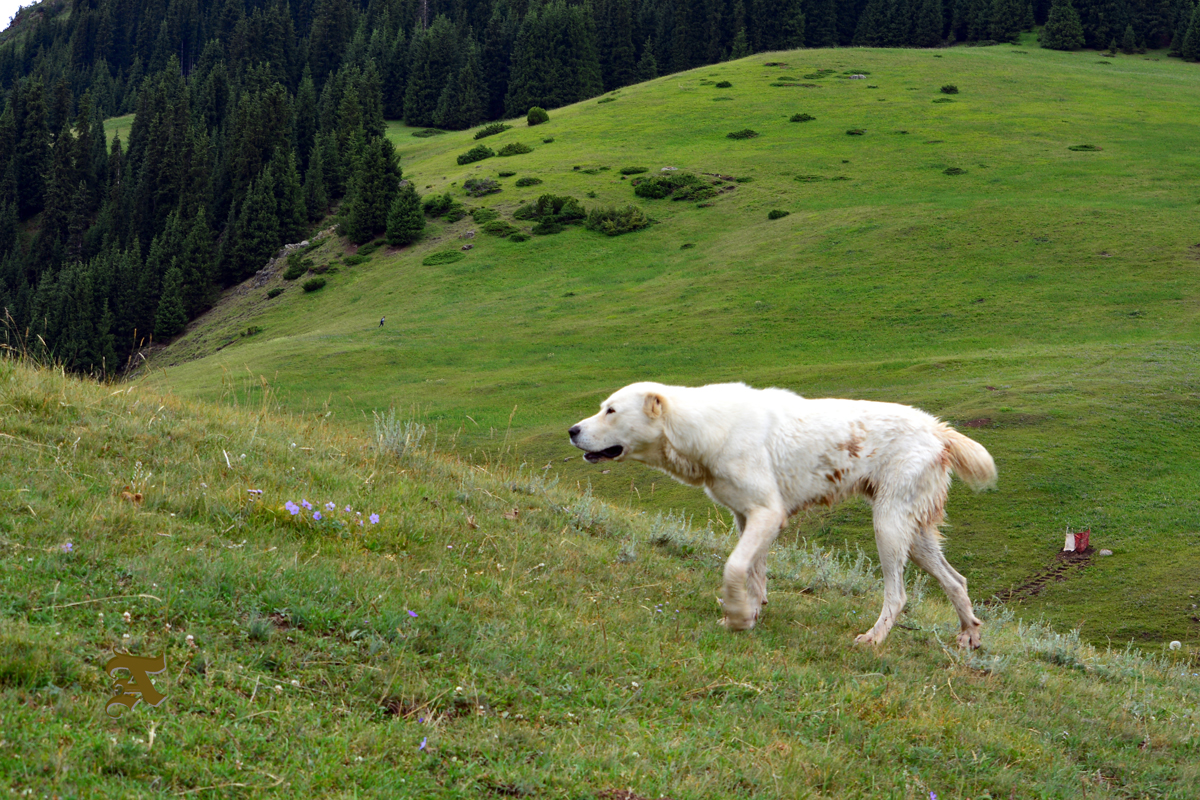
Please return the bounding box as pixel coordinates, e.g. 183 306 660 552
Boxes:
148 41 1200 647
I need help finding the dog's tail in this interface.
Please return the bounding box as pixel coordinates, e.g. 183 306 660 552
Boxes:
938 425 997 491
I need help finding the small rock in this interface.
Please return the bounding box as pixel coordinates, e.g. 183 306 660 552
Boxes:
1099 549 1113 556
461 244 473 251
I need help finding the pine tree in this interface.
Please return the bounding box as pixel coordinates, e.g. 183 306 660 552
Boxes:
806 0 841 47
303 145 330 222
1183 4 1200 59
1041 0 1086 48
434 40 487 131
1121 22 1137 51
482 4 518 119
295 68 319 172
636 37 659 80
730 27 751 57
914 0 946 45
178 208 215 316
990 0 1029 41
853 0 889 45
154 264 187 338
340 137 403 244
386 182 424 246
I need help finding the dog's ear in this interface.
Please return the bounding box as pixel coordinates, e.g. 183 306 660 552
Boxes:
643 392 666 419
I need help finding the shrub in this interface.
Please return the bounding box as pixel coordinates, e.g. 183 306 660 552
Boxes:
846 128 865 135
456 144 495 165
932 97 955 103
422 251 466 266
542 137 555 143
473 123 511 140
585 205 652 236
943 167 967 175
282 254 311 280
633 172 702 199
597 97 616 104
356 241 383 257
508 233 530 242
1068 144 1102 151
767 209 790 219
671 184 718 202
498 171 516 178
471 208 500 224
531 220 563 235
267 287 284 299
512 194 585 225
443 203 468 222
790 113 815 122
620 166 648 175
712 97 734 101
527 107 549 126
515 176 543 187
940 84 959 94
715 80 732 88
242 325 263 337
482 220 519 237
463 178 501 197
734 176 754 183
727 129 759 139
302 277 326 292
343 254 370 266
411 128 446 138
423 193 454 217
795 175 823 182
498 142 532 156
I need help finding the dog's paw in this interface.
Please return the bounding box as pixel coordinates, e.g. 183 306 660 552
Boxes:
956 627 982 650
721 607 758 632
853 631 877 646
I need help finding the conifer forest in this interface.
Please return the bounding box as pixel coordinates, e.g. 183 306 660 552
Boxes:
1 0 1197 373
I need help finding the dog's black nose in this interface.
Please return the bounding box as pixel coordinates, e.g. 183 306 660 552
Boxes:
568 425 580 438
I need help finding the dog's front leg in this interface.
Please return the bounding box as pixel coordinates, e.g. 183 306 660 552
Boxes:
722 508 786 631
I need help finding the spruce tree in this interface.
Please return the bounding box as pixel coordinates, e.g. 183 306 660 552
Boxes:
1121 23 1137 51
729 27 751 57
386 183 424 247
1041 0 1086 48
154 265 188 338
914 0 946 45
303 145 330 222
806 0 841 47
1183 4 1200 59
989 0 1029 41
482 4 518 119
340 137 402 245
636 37 659 80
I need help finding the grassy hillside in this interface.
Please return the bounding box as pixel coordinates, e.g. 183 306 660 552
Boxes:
2 357 1198 797
146 40 1200 647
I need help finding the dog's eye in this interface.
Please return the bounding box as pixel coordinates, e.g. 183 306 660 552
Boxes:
606 408 615 415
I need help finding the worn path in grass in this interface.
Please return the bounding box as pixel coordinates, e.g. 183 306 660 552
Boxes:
147 41 1200 646
2 359 1199 797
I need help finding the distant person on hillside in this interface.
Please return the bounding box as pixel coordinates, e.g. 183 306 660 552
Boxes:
379 316 385 328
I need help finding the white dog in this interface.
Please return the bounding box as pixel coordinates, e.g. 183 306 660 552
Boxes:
569 382 997 648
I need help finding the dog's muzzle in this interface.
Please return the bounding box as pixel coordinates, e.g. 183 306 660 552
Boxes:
568 426 624 463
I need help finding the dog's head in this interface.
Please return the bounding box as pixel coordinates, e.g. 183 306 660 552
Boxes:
568 382 669 464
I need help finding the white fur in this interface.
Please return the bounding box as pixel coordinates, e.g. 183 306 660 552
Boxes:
569 381 997 648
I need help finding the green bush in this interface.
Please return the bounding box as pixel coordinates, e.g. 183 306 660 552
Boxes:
443 203 468 222
527 107 549 126
513 194 585 225
343 254 370 266
846 128 865 135
473 123 512 140
542 137 555 143
463 178 501 197
727 129 759 139
456 144 495 165
482 220 520 237
422 251 466 266
508 233 530 242
1068 144 1102 151
515 177 543 187
585 205 652 236
422 193 454 217
531 220 563 235
356 241 383 257
282 253 311 280
498 142 533 157
932 98 954 103
715 80 733 88
267 287 284 299
498 171 516 177
633 172 702 199
411 128 446 138
471 208 500 224
672 184 718 202
620 166 648 175
943 167 967 175
242 325 263 337
302 277 326 292
790 113 816 122
597 97 616 104
940 84 959 94
767 209 790 220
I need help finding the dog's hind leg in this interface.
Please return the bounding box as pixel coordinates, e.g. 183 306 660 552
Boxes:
722 507 786 631
854 511 912 646
910 530 982 649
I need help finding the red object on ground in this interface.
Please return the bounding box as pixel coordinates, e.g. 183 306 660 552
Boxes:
1074 529 1090 552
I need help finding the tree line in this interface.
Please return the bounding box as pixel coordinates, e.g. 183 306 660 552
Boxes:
2 0 1198 373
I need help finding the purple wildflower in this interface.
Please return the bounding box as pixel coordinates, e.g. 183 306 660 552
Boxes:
285 501 300 515
325 501 336 511
301 499 313 510
313 511 322 521
407 610 418 618
344 505 353 513
419 737 427 751
61 543 73 553
369 513 380 524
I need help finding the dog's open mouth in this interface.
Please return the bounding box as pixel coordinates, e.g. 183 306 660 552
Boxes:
584 445 624 463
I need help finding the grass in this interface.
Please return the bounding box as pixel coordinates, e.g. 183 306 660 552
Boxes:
2 356 1199 797
143 41 1200 647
